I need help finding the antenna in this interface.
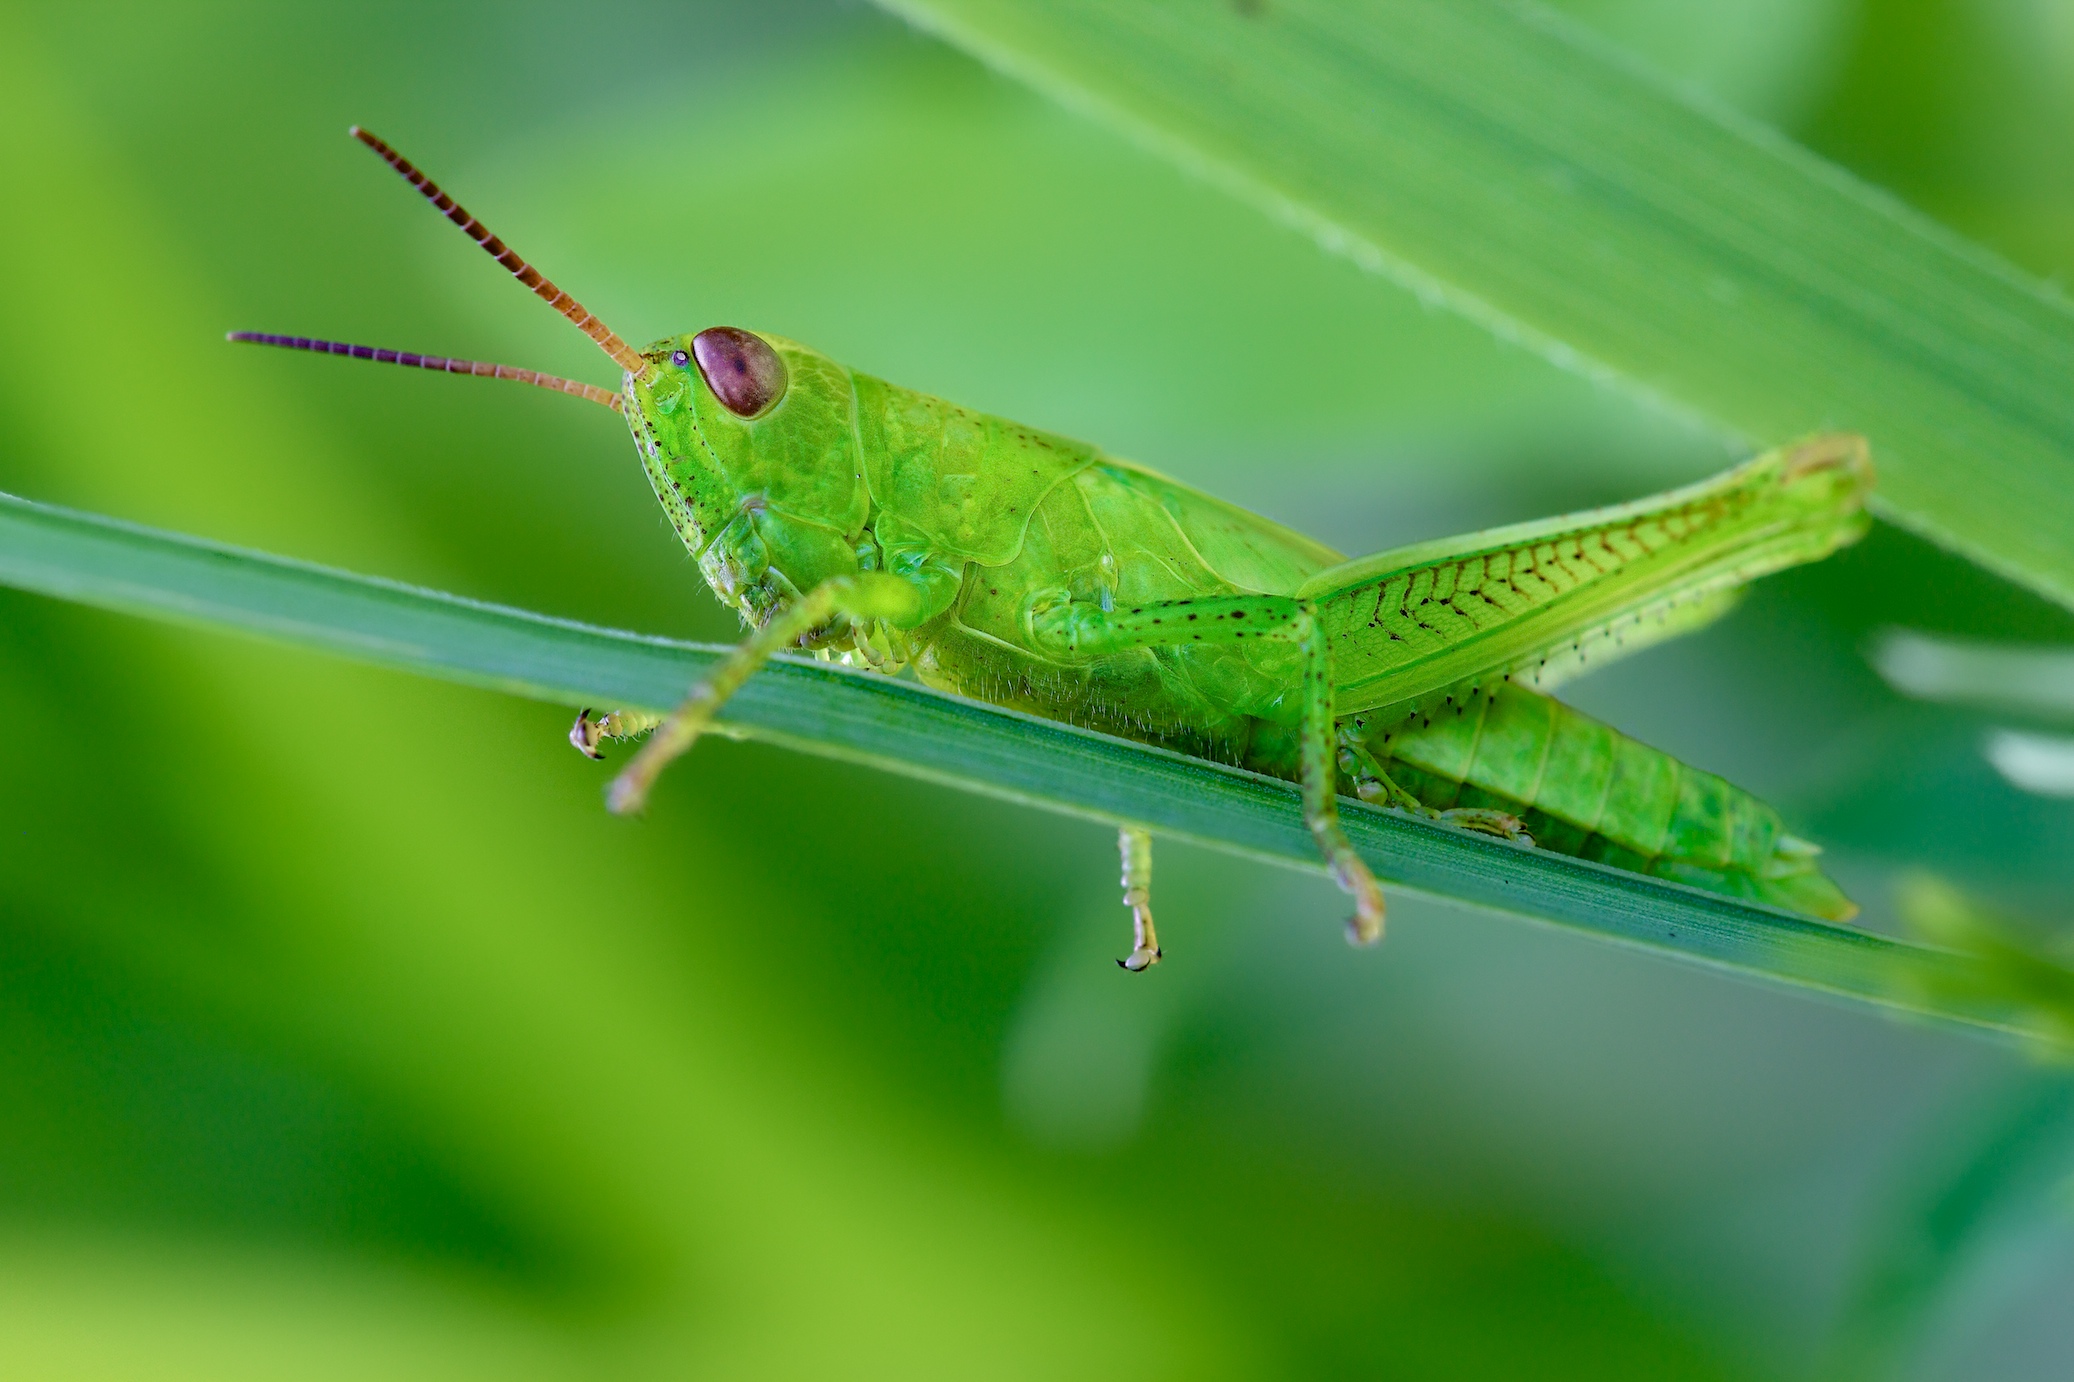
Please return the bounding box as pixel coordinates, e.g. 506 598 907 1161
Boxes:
227 332 622 411
349 126 649 378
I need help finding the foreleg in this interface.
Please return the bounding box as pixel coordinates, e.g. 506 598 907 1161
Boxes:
569 708 664 759
609 572 923 814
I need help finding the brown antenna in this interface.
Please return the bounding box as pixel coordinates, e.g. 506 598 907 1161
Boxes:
228 332 622 410
349 125 650 379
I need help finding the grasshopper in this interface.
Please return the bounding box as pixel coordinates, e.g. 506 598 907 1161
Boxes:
236 129 1874 968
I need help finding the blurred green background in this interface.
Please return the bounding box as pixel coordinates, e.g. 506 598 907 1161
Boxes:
4 1 2074 1377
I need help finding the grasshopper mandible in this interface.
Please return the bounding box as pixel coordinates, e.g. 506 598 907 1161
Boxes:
236 129 1874 967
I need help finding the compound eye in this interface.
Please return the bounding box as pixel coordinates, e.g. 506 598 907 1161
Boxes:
691 327 786 418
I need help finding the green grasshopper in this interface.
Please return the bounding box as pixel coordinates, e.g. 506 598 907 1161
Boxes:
236 129 1874 968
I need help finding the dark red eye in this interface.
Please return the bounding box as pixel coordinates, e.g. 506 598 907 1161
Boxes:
691 327 786 418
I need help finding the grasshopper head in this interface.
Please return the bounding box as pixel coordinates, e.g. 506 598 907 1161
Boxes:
626 328 870 623
232 130 868 628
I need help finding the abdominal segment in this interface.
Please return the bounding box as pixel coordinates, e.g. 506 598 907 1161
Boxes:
1352 681 1855 921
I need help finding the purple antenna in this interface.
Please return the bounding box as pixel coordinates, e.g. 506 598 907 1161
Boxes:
228 332 622 411
349 126 649 378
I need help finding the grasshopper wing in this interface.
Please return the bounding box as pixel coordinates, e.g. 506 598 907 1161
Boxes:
1302 435 1873 717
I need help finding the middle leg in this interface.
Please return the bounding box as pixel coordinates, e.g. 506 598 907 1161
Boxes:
1032 591 1387 945
1117 825 1161 972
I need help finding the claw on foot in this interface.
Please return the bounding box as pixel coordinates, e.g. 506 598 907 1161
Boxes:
571 708 665 775
1118 943 1162 972
1344 882 1386 947
569 709 606 760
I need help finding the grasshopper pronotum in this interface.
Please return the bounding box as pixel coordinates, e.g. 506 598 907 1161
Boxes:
236 129 1874 967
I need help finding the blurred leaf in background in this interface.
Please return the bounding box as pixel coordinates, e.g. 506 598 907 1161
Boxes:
1 0 2072 1378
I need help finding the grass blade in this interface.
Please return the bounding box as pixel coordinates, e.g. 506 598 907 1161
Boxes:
1875 630 2074 723
0 488 2054 1040
872 0 2074 609
1828 1071 2074 1378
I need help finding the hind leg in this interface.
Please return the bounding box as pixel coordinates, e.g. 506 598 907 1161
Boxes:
1293 616 1388 944
1339 730 1532 846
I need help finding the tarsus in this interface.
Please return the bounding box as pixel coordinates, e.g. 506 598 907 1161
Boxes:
349 126 649 379
228 332 622 411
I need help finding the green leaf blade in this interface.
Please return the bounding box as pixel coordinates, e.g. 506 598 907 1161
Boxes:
872 0 2074 606
0 488 2049 1042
